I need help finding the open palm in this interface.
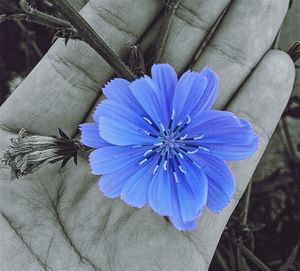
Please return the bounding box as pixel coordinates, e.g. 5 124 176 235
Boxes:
0 0 295 270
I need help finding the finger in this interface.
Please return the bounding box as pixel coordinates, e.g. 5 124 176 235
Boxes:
193 0 289 108
189 50 295 264
0 0 164 135
146 0 232 72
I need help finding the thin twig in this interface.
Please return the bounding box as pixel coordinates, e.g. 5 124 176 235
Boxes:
215 249 231 271
154 0 180 63
241 181 252 226
228 237 272 271
51 0 136 81
280 118 297 163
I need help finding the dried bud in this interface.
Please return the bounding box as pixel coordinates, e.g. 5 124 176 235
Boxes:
128 45 145 77
1 128 86 180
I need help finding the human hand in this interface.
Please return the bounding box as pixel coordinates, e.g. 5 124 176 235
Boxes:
0 0 295 270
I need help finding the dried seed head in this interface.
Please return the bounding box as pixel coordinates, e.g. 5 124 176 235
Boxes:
1 128 86 180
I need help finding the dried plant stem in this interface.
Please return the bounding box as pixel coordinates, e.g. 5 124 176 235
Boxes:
228 238 271 271
51 0 136 81
155 0 180 63
18 0 72 29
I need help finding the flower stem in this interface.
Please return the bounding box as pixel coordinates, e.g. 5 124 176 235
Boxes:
18 0 72 29
51 0 137 81
154 0 180 63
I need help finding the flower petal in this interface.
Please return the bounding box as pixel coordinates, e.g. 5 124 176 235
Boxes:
96 99 158 134
99 116 158 146
191 67 219 114
151 64 178 125
187 111 255 145
98 159 141 198
79 123 110 148
103 78 144 113
148 166 172 216
172 70 207 127
168 174 197 231
201 135 259 161
181 159 208 213
120 162 156 208
89 145 148 175
129 76 164 128
193 153 235 213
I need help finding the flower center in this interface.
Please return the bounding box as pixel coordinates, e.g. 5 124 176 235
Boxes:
139 112 208 182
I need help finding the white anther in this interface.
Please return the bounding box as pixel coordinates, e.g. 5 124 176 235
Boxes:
144 149 153 156
154 142 163 146
178 153 184 159
171 109 175 120
139 159 147 165
180 133 188 140
186 115 191 124
179 166 186 174
143 117 152 125
173 172 180 183
153 165 159 175
194 134 204 140
163 160 168 171
144 130 150 136
160 123 166 132
187 149 199 154
177 120 183 126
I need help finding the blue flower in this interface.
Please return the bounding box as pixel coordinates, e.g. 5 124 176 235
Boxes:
80 64 259 231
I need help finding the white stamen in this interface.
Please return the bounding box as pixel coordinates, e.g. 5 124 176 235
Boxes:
139 159 147 165
153 165 159 175
144 149 153 156
163 160 168 171
177 120 183 126
187 149 199 154
160 123 166 132
154 142 163 146
194 134 204 140
174 172 180 183
178 153 184 159
186 115 191 124
180 133 188 140
143 117 152 125
144 130 150 136
171 109 175 120
179 166 186 174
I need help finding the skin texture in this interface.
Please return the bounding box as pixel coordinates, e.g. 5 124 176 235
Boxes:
0 0 296 270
